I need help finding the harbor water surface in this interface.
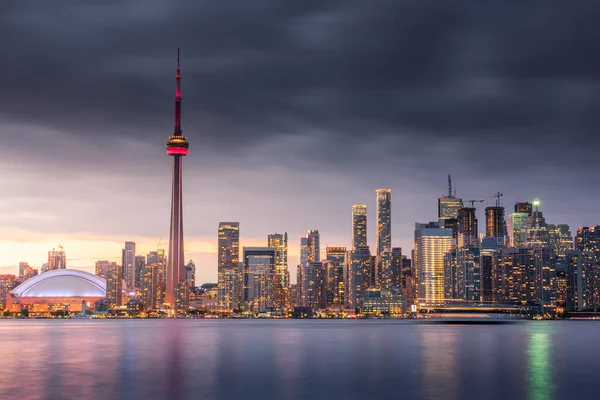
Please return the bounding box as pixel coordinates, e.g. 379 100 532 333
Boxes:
1 320 599 400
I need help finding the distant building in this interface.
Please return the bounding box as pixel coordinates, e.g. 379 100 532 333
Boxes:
485 206 506 246
142 250 166 310
507 212 530 247
43 247 66 273
18 262 29 280
268 233 289 308
122 242 136 290
548 224 573 257
414 222 453 304
325 247 346 308
526 202 549 248
95 260 123 308
299 262 326 309
243 247 277 312
185 260 195 288
575 226 600 311
218 222 240 310
362 287 405 317
306 230 320 263
380 247 401 291
457 207 478 247
346 246 372 309
134 255 145 290
352 205 367 249
438 175 462 220
514 202 533 215
375 189 392 257
0 275 17 309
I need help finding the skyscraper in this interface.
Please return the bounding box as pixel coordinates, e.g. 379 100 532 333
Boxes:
218 222 240 310
242 247 276 311
325 247 346 307
44 247 66 273
526 200 549 248
575 226 600 311
507 212 530 247
268 233 289 308
122 242 136 290
166 49 189 311
185 260 195 288
96 260 122 308
457 207 478 247
485 206 506 246
376 189 392 257
438 175 463 220
134 255 145 290
548 224 573 257
414 222 453 304
352 205 367 249
143 250 166 310
306 230 320 263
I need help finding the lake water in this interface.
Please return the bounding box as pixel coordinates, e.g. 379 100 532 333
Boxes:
0 320 599 400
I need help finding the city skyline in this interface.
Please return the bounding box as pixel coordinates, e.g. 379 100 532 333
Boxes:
2 2 600 286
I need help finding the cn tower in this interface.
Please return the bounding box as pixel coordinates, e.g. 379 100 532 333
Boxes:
165 48 189 309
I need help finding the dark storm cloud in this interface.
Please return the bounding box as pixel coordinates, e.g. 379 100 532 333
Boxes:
1 0 600 177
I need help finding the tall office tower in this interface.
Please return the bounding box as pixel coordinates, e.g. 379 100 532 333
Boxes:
526 200 549 248
185 260 195 288
352 205 367 248
480 249 495 302
306 230 320 263
375 189 392 257
515 202 533 215
457 207 478 247
492 247 555 307
485 206 506 246
300 237 309 265
242 247 276 311
217 222 240 310
134 255 145 290
300 262 327 309
380 247 401 291
564 250 583 311
268 233 289 308
0 275 17 309
346 246 372 309
401 256 414 305
18 262 30 279
575 226 600 311
122 242 136 290
95 260 123 308
459 247 481 302
325 247 346 308
414 222 453 304
44 247 66 273
143 250 166 309
443 249 461 300
507 212 530 247
438 175 463 220
548 224 573 257
165 49 190 311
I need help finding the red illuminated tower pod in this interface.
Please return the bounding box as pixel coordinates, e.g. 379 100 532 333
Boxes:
166 49 189 310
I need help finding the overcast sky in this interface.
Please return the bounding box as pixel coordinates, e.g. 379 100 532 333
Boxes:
1 1 599 284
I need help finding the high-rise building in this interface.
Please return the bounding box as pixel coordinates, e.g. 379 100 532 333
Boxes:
457 207 478 247
485 206 506 246
564 250 583 311
299 262 327 309
143 250 166 310
380 247 401 291
134 255 145 290
375 189 392 257
515 202 533 215
414 222 453 304
575 226 600 311
352 205 367 249
0 275 17 309
548 224 573 257
44 247 66 273
165 49 190 311
306 230 320 263
242 247 276 312
218 222 240 311
526 200 549 248
346 246 372 309
122 242 136 290
507 212 530 248
95 260 122 308
268 233 289 308
185 260 195 288
325 247 346 308
438 175 463 220
480 248 495 302
18 262 29 279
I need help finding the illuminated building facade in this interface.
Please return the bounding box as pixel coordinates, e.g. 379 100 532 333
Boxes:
0 275 17 309
134 255 145 290
526 202 549 248
268 233 289 307
457 207 478 247
352 205 367 248
485 206 506 246
43 247 66 273
122 241 136 290
507 212 530 247
242 247 276 311
575 226 600 311
375 189 391 257
362 287 405 317
548 224 573 257
346 246 372 309
438 175 462 220
6 270 106 313
185 260 195 288
95 260 123 308
143 250 166 309
414 223 453 304
165 49 189 311
380 247 401 291
299 262 327 309
306 230 320 263
325 247 346 308
218 222 241 310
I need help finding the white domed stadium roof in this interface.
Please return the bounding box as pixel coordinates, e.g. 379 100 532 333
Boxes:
11 269 106 298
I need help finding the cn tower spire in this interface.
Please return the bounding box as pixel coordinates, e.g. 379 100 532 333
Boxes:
174 48 182 135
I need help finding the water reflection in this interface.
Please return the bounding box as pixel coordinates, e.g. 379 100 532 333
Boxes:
420 327 458 400
527 327 555 400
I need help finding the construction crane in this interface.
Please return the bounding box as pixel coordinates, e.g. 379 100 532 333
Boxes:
464 199 484 208
490 190 503 207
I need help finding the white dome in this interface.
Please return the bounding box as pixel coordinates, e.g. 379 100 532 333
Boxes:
11 269 106 298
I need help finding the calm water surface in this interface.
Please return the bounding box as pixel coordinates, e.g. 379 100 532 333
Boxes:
0 320 599 400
